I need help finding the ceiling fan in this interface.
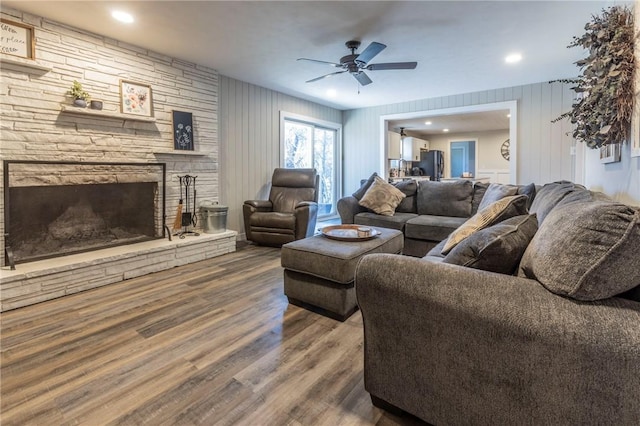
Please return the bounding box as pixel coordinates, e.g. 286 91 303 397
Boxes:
298 40 418 86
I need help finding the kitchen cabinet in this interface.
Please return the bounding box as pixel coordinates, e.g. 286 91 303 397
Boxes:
388 131 401 159
404 137 430 161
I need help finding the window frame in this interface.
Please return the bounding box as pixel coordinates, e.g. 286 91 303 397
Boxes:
279 111 343 218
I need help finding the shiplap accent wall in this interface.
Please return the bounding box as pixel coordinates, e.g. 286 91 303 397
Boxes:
342 82 575 194
219 76 342 237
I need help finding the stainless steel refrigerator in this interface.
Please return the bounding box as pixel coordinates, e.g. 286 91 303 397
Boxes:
419 150 444 181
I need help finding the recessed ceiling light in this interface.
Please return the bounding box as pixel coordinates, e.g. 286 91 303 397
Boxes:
507 113 511 118
443 129 449 132
326 89 337 98
505 53 522 64
112 10 134 24
424 121 432 125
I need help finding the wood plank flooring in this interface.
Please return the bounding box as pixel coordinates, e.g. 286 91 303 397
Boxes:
0 243 423 425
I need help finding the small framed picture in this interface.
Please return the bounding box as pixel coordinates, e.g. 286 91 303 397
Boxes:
172 111 194 150
599 143 622 164
1 19 35 59
119 80 153 117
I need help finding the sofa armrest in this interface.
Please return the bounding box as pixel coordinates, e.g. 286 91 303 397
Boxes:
337 196 366 224
294 201 318 240
355 254 640 425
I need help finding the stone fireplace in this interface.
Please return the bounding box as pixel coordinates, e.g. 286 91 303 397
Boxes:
4 161 167 267
0 8 233 312
1 160 236 312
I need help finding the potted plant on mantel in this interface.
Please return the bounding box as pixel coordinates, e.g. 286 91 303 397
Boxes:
68 80 90 108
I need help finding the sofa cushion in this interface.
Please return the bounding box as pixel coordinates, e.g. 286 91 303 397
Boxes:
394 179 418 213
519 200 640 301
529 181 585 224
478 183 519 211
471 182 489 215
355 212 418 231
405 215 468 242
517 183 537 210
425 238 448 258
417 180 473 218
352 172 378 200
358 176 406 216
442 214 538 275
442 195 528 254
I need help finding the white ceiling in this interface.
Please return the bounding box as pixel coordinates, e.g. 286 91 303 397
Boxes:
2 1 627 111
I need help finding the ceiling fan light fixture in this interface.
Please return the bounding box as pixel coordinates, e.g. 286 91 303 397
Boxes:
299 40 418 87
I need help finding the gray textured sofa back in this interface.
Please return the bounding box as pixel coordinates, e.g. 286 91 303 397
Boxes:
416 180 473 217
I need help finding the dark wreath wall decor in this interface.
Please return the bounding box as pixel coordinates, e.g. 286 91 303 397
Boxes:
172 110 194 151
551 6 634 149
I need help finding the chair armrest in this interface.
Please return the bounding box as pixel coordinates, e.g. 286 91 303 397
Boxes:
243 200 273 240
294 201 318 239
295 201 316 209
337 196 366 224
243 199 273 211
355 254 640 425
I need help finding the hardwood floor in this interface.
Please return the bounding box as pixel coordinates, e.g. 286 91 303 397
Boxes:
0 243 424 425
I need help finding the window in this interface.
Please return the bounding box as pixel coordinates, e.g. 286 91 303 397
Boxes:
281 112 342 217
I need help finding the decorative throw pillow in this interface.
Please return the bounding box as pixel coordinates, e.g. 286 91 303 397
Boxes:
517 183 537 210
393 179 418 213
358 176 406 216
443 214 538 275
519 200 640 301
441 194 528 255
352 172 378 200
478 183 519 211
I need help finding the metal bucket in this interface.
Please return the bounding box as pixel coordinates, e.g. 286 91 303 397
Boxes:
200 202 228 234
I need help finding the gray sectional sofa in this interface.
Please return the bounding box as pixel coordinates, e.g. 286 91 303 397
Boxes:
338 175 535 256
355 181 640 425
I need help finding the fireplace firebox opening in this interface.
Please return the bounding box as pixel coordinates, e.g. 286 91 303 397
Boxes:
3 161 167 266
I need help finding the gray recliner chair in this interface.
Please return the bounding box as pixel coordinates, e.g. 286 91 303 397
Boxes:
243 168 319 246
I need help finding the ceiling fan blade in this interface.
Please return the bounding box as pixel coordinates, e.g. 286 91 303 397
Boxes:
355 42 386 65
353 71 373 86
306 70 347 83
297 58 343 68
366 62 418 71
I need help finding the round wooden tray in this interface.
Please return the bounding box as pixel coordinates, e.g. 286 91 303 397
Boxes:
321 225 381 242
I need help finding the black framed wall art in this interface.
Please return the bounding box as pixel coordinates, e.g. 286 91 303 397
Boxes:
172 110 194 151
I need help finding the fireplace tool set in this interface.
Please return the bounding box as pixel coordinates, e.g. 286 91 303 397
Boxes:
173 174 200 238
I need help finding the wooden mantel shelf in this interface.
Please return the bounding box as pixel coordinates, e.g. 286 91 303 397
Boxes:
60 104 157 122
0 55 52 71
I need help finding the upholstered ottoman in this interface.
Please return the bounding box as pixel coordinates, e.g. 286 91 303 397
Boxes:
281 227 403 321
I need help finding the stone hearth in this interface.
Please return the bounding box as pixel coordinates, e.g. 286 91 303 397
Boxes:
0 230 237 311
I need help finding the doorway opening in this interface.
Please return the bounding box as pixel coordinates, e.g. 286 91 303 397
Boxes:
380 101 517 184
449 139 477 178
